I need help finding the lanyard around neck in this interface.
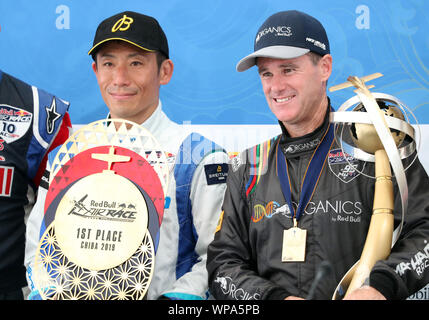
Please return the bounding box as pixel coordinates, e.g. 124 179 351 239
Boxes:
276 123 335 224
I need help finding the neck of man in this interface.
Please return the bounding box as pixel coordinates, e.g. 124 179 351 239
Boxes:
110 101 159 129
111 102 159 126
282 95 329 138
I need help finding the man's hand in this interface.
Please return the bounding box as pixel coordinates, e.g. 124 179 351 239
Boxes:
343 286 386 300
285 296 305 300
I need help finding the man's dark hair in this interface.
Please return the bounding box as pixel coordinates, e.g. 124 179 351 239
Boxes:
155 51 167 70
306 52 323 66
92 41 168 73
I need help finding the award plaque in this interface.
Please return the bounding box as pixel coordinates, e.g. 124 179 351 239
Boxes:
329 74 418 299
32 119 169 300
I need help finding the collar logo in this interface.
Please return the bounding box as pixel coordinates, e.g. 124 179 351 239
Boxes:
112 14 134 32
283 138 321 155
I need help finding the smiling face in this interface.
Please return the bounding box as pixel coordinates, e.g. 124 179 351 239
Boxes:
92 41 173 124
257 53 332 137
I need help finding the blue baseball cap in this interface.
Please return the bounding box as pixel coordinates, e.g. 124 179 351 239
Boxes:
236 10 330 72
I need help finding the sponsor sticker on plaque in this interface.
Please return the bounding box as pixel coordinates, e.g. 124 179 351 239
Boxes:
54 171 148 271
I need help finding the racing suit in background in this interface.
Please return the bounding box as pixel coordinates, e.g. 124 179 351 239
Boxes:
207 104 429 300
0 70 71 298
25 101 229 300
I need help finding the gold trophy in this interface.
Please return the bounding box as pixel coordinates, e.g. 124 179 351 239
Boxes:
329 74 417 299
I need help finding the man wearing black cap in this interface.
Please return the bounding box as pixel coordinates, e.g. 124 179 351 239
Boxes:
207 10 429 300
87 11 173 126
25 11 229 300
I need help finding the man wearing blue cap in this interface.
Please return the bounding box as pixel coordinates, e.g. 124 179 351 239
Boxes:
207 10 429 300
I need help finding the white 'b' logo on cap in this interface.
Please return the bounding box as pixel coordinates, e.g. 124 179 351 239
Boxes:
112 14 134 32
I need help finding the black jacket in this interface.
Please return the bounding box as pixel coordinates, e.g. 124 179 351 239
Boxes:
0 70 69 292
207 105 429 300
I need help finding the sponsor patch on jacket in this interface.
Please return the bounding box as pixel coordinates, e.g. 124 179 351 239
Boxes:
252 201 292 223
0 105 32 144
283 138 320 155
204 163 228 185
39 169 50 191
143 150 175 165
45 98 61 135
0 138 5 161
328 148 365 183
230 153 243 172
214 273 261 300
215 210 224 233
0 165 14 197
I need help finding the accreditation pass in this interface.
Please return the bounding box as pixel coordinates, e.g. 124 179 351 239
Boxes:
282 225 307 262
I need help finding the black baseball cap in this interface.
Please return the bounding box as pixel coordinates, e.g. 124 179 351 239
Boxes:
236 10 330 72
88 11 169 59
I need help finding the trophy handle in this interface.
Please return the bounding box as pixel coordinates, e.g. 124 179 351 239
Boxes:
332 149 394 299
330 73 413 299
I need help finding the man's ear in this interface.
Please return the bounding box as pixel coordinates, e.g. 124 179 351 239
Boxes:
92 61 98 74
319 54 332 82
159 59 174 85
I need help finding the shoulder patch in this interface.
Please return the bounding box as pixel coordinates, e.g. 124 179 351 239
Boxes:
204 163 228 185
0 105 32 144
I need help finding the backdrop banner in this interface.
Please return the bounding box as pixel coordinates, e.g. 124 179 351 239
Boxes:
1 0 428 299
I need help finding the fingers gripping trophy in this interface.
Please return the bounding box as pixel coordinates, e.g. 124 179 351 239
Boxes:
329 73 418 299
31 119 169 300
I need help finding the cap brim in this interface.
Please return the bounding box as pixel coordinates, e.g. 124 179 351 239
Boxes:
236 46 310 72
88 37 155 55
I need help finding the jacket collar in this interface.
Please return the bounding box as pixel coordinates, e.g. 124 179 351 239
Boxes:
279 99 332 158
